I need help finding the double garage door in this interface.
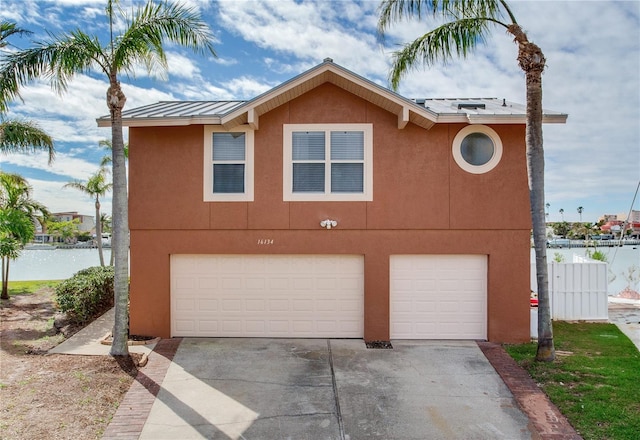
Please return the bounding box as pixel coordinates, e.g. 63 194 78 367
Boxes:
171 254 486 339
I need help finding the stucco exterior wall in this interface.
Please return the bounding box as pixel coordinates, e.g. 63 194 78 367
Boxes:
127 83 532 342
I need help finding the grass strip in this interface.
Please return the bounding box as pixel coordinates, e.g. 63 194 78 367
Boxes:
6 280 62 296
506 321 640 440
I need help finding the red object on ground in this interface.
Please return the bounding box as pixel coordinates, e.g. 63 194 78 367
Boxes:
530 298 539 307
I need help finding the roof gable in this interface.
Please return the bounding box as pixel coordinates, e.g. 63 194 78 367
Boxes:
97 59 567 129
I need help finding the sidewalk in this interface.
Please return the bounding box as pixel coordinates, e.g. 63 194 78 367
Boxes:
607 297 640 351
48 308 155 356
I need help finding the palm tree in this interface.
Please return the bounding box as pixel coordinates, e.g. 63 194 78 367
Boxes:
0 172 49 299
0 1 216 355
100 212 115 265
97 139 123 266
0 20 30 114
559 208 564 222
0 21 55 162
64 169 112 266
577 206 583 222
99 138 128 167
378 0 555 360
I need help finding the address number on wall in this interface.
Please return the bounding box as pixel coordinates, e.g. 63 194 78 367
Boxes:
257 239 274 245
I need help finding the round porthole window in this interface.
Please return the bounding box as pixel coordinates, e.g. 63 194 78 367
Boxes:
452 125 503 174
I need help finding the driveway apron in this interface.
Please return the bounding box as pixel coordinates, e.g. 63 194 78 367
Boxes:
138 339 532 440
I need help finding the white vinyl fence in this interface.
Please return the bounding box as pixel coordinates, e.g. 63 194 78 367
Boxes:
530 261 608 338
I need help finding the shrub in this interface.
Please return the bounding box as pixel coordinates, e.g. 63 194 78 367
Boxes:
55 266 114 324
586 248 608 262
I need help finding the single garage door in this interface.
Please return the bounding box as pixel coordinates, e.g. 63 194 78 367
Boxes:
390 255 487 339
171 255 364 337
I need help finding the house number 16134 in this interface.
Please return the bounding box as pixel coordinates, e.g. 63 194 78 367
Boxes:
257 239 274 245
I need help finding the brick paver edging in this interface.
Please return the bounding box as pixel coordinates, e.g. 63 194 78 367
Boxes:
102 338 183 440
477 341 582 440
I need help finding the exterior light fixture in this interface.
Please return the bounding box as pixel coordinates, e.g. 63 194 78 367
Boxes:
320 219 338 229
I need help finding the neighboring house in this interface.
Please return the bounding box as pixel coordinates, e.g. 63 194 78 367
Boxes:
52 211 95 232
98 59 567 343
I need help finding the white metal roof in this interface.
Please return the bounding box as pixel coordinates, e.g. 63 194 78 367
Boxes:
97 59 567 129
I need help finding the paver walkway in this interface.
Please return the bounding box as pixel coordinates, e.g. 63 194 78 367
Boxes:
102 338 182 440
479 342 581 440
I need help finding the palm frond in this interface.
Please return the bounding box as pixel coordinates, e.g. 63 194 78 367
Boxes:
64 169 112 200
62 180 89 193
378 0 429 37
388 18 492 89
0 30 106 109
0 119 55 164
114 0 216 76
0 21 33 50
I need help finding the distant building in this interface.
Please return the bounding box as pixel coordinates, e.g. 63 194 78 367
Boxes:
619 210 640 223
599 214 618 222
51 212 95 233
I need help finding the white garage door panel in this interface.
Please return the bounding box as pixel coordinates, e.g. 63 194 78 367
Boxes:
390 255 487 340
171 255 364 337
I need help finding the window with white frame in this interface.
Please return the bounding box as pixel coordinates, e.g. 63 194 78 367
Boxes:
452 125 503 174
203 126 254 201
283 124 373 201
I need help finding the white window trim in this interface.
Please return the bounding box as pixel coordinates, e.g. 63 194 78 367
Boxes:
283 123 373 202
203 125 254 202
452 124 503 174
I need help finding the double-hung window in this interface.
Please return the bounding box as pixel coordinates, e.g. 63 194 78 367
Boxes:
204 126 254 201
283 124 373 201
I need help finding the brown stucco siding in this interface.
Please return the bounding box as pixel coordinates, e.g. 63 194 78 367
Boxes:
129 126 209 230
129 229 531 343
449 123 531 230
129 85 530 232
127 83 532 343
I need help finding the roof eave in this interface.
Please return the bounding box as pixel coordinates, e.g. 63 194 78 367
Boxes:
96 116 224 128
220 61 441 130
464 113 568 125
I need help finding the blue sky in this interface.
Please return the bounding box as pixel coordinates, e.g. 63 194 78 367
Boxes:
1 0 639 224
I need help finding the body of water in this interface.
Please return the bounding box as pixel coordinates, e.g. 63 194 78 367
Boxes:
10 248 113 281
8 246 639 294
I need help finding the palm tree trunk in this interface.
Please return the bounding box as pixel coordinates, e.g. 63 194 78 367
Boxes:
108 78 130 356
1 257 8 300
511 25 555 362
95 198 104 267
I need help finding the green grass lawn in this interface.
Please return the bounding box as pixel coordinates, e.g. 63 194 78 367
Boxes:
5 280 61 296
506 321 640 440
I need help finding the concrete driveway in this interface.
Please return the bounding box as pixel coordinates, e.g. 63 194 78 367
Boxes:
138 339 533 439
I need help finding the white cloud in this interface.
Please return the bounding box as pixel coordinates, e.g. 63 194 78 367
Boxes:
213 57 237 66
221 76 276 100
28 177 111 216
215 0 388 78
1 150 101 181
